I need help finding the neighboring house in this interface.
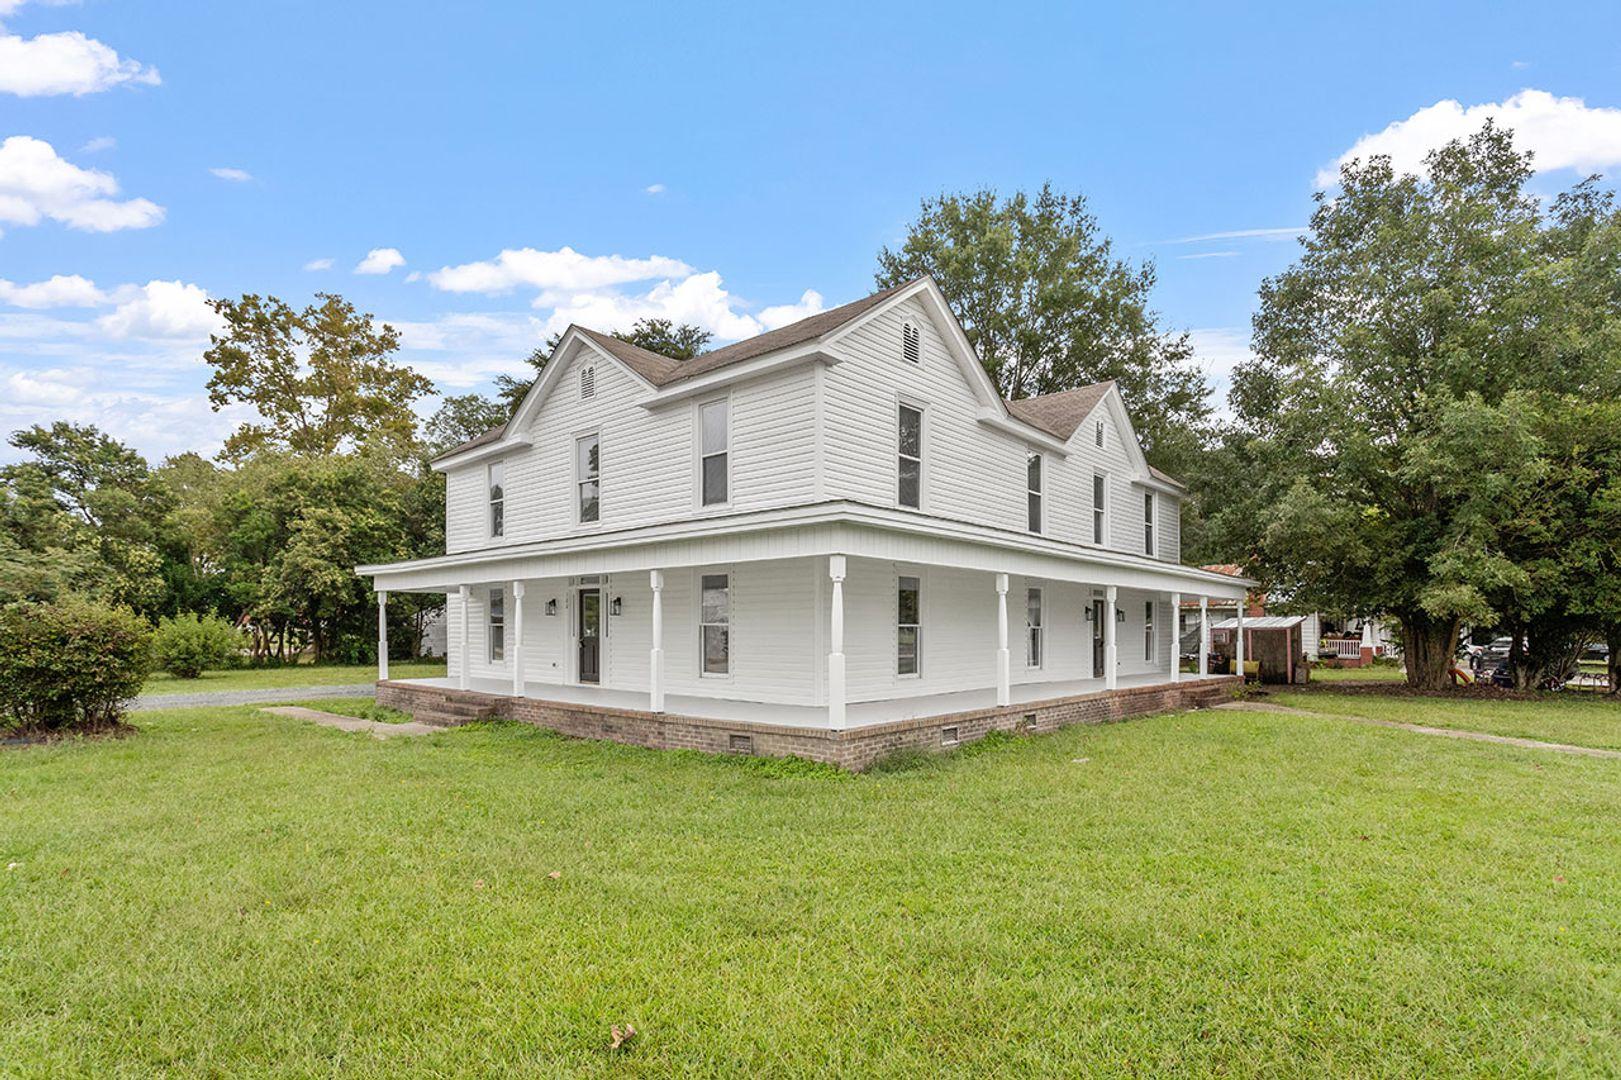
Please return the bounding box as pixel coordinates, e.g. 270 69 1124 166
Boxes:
1177 564 1397 667
359 276 1247 767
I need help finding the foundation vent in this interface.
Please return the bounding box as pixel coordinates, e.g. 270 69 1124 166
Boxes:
1020 714 1037 733
728 733 753 754
940 726 960 747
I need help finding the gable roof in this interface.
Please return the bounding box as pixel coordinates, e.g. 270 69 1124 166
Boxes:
1003 382 1115 440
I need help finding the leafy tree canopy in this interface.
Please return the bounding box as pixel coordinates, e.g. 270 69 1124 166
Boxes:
875 183 1211 470
203 293 433 460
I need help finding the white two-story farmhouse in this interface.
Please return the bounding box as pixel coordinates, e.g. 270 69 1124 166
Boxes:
360 276 1247 768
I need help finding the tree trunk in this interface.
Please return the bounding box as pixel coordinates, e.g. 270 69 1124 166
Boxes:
1608 623 1621 696
1400 612 1458 690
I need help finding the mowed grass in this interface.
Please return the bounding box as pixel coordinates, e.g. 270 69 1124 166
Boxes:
1278 689 1621 752
1310 663 1408 682
3 704 1620 1076
142 660 446 695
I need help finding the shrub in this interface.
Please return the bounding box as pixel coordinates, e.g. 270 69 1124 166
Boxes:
0 598 152 732
151 613 243 679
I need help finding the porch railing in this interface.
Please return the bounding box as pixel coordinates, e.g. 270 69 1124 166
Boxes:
1323 638 1363 660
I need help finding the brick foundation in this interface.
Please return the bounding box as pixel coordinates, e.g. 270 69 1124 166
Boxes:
376 677 1239 772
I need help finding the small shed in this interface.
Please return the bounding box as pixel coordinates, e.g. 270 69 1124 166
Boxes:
1211 616 1309 684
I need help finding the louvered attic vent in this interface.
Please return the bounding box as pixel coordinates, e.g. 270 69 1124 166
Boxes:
580 366 596 399
902 322 921 364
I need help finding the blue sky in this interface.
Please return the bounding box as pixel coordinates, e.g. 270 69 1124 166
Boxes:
3 0 1620 462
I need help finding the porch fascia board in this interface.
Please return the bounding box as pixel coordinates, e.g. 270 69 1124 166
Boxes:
358 501 1251 599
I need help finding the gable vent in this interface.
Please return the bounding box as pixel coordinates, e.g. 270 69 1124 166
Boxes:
901 322 921 364
580 366 596 399
1095 419 1105 447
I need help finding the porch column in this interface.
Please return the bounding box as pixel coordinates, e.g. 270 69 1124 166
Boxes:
828 555 846 730
376 591 388 682
1235 602 1246 678
511 581 525 696
457 584 471 690
1198 596 1209 677
1169 592 1182 683
649 570 665 713
995 573 1011 706
1104 585 1119 691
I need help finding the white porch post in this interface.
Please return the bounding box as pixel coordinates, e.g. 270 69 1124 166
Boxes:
1235 600 1246 678
457 584 471 691
1104 585 1119 691
376 591 388 682
828 555 847 730
995 573 1011 706
510 581 525 696
649 570 665 713
1169 591 1182 683
1198 596 1209 677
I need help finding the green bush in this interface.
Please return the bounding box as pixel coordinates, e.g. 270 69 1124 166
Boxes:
151 613 243 679
0 598 152 732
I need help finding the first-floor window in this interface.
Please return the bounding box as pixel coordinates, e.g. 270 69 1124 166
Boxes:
576 433 600 523
1144 601 1155 661
700 573 730 675
1027 587 1044 668
897 575 921 676
488 588 505 662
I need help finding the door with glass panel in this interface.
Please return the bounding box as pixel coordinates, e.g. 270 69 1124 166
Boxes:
577 588 601 684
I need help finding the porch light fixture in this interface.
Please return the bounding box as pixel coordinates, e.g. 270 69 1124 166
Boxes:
1084 608 1093 621
610 596 623 616
1117 609 1127 623
544 598 558 616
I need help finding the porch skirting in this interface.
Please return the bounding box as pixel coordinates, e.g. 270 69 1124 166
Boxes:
376 675 1239 772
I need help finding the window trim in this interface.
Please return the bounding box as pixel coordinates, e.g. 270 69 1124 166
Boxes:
695 396 731 510
487 459 505 539
896 398 925 510
574 429 601 527
1026 586 1044 669
1143 490 1156 556
487 586 505 664
1092 472 1108 546
698 570 732 679
1026 451 1044 534
896 572 923 679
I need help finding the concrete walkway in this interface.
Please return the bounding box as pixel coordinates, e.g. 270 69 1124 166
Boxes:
260 705 443 739
132 683 375 712
1218 700 1621 760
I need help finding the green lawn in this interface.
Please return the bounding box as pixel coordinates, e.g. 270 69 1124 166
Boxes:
3 702 1620 1075
1309 663 1407 682
1277 689 1621 751
141 660 446 695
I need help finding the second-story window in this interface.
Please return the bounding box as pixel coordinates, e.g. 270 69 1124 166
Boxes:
700 399 729 506
488 460 505 538
576 434 600 523
1143 492 1156 555
1093 473 1107 545
1026 452 1043 533
898 403 922 509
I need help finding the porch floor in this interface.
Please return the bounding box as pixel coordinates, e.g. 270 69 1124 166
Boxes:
390 671 1189 729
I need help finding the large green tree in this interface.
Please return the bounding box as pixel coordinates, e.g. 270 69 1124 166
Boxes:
203 293 433 460
875 183 1210 470
1218 124 1621 688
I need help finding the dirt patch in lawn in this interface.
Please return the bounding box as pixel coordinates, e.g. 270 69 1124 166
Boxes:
1 719 138 748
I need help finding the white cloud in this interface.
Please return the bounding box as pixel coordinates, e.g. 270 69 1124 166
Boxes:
0 135 164 233
209 166 252 182
355 247 405 275
1188 327 1253 416
540 271 825 342
404 270 421 283
79 135 115 154
0 273 106 308
1319 89 1621 187
1175 250 1240 260
95 280 221 340
757 289 825 330
0 26 160 97
428 245 691 295
302 257 333 271
645 183 666 195
1161 227 1301 244
392 312 550 390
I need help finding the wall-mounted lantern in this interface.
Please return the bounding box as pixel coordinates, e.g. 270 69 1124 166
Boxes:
1084 607 1094 621
610 596 623 616
1117 608 1127 623
544 598 558 616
